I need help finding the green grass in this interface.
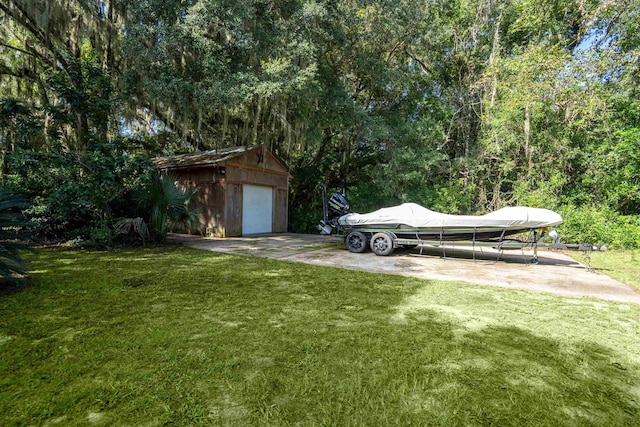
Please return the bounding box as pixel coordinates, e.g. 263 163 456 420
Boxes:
577 250 640 291
1 246 639 426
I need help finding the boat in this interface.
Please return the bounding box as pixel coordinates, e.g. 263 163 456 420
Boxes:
338 202 562 242
318 191 563 258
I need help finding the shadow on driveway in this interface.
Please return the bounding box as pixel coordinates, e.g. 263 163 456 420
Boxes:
168 233 640 305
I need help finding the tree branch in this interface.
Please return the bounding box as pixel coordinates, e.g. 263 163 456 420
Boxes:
0 62 37 81
0 41 34 57
0 1 69 70
0 38 56 69
405 48 431 75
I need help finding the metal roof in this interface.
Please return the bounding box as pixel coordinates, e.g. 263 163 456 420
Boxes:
154 145 257 170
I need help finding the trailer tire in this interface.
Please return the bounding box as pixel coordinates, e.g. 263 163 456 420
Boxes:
345 231 368 253
370 232 394 256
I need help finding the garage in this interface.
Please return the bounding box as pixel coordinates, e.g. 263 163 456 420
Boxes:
242 184 273 235
154 145 289 237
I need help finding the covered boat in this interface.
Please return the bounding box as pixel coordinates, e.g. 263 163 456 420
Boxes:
339 202 562 241
320 195 563 256
318 190 607 261
318 190 563 256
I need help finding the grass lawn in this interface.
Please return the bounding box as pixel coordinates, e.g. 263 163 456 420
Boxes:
577 250 640 291
1 246 639 426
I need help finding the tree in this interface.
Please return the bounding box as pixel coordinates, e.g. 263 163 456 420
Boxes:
2 0 640 246
4 142 153 241
0 1 124 151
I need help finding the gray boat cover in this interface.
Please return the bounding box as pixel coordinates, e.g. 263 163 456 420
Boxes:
338 203 562 229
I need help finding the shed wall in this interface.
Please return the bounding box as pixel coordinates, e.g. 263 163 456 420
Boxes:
224 183 243 237
223 148 289 236
162 147 289 237
172 167 226 236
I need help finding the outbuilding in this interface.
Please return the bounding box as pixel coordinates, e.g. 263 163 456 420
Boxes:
154 145 289 237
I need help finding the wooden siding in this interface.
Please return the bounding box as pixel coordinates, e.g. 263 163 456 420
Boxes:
275 188 288 232
225 150 288 188
171 168 225 236
160 146 289 237
225 183 243 237
225 146 288 176
197 181 225 236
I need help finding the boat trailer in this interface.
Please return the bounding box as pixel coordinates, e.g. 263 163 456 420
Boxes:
318 189 606 264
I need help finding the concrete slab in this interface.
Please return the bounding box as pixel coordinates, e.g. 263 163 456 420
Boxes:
167 233 640 305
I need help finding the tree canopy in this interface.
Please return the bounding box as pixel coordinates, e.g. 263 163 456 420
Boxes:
1 0 639 246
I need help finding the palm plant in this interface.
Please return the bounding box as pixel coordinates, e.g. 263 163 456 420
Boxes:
115 173 199 243
0 190 30 283
113 217 150 245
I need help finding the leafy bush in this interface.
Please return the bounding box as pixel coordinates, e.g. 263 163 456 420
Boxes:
4 142 153 243
137 173 199 238
88 227 115 247
558 205 640 249
289 203 322 233
115 173 199 243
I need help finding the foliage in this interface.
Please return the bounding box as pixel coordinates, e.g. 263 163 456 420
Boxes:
0 190 30 283
580 127 640 214
558 205 640 249
113 217 150 245
0 98 43 151
137 173 199 237
1 0 640 246
0 1 123 151
4 143 153 242
115 172 200 242
1 246 639 424
288 203 323 234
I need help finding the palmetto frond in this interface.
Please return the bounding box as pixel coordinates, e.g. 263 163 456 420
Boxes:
114 217 150 245
0 190 30 282
123 172 199 241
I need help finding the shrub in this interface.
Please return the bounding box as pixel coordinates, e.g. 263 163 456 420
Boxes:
114 173 199 243
4 143 153 243
289 204 322 233
557 205 640 249
0 191 31 284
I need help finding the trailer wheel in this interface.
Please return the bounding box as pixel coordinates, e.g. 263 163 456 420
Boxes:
370 232 394 256
345 231 368 253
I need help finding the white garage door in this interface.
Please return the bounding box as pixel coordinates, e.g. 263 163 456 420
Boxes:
242 184 273 235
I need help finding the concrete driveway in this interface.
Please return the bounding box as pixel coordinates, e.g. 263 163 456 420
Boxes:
168 233 640 305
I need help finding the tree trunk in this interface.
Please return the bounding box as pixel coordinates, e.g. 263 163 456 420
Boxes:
252 97 261 146
76 112 89 154
488 11 502 110
221 110 228 148
524 104 531 174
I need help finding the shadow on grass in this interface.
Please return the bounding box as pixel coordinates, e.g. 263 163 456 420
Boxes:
0 279 38 295
2 247 638 426
266 310 640 426
408 320 637 425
